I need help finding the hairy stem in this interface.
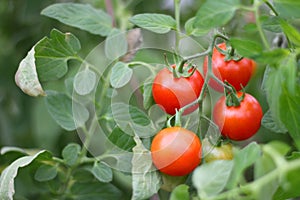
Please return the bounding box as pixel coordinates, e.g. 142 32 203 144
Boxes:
174 0 181 50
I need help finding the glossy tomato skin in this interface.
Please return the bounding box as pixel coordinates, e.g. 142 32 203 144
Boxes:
202 139 233 163
151 127 202 176
213 92 263 141
203 43 255 92
152 67 204 115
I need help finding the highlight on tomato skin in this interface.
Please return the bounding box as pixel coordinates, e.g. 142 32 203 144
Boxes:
150 127 202 176
152 65 204 115
213 92 263 141
203 42 255 92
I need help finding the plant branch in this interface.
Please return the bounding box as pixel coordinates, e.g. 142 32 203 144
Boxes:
178 33 230 115
212 158 300 200
263 0 279 16
254 0 270 50
174 0 181 50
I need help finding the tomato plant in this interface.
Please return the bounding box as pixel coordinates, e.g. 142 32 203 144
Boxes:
213 92 263 141
1 0 300 200
203 42 255 92
151 127 202 176
152 65 204 115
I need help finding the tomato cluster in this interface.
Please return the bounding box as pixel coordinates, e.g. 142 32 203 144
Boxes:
150 42 262 178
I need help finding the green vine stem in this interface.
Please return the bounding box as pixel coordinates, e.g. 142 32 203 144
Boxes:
263 0 279 16
254 0 270 50
174 0 181 50
178 33 232 115
211 156 300 200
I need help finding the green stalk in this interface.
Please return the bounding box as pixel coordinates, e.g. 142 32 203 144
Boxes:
254 0 270 50
174 0 181 50
212 158 300 200
263 0 279 16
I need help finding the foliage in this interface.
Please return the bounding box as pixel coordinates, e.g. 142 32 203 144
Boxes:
1 0 300 200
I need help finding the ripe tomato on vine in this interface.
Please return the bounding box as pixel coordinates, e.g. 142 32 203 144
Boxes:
152 64 204 115
203 42 256 92
151 127 202 176
213 92 263 141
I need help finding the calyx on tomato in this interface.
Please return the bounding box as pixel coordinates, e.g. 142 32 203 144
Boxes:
169 62 197 78
224 81 245 107
215 42 243 61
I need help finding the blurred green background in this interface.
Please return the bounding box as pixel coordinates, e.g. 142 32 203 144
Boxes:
0 0 292 157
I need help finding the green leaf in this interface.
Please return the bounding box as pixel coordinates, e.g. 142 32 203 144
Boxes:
45 90 89 131
90 162 112 183
279 53 297 94
130 13 176 34
0 151 51 200
15 47 46 97
129 105 150 126
105 29 128 60
229 38 263 58
194 0 240 31
170 184 189 200
261 16 282 33
35 29 81 82
274 167 300 200
142 80 155 110
279 86 300 149
274 0 300 19
262 66 288 134
254 147 278 199
280 20 300 47
73 167 95 183
1 147 27 155
74 67 97 95
111 102 156 137
253 48 289 65
34 164 58 182
131 136 162 200
65 77 74 96
254 141 290 199
227 142 261 189
62 143 81 166
107 126 135 151
41 3 112 36
70 181 123 200
262 110 287 133
192 160 234 198
110 62 133 88
259 142 295 200
160 173 187 192
185 17 209 36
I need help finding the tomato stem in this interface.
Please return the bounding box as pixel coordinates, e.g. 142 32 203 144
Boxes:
254 0 270 50
174 0 181 50
263 0 279 16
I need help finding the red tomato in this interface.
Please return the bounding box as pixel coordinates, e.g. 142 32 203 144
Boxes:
213 92 263 141
151 127 202 176
152 65 204 115
203 43 255 92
